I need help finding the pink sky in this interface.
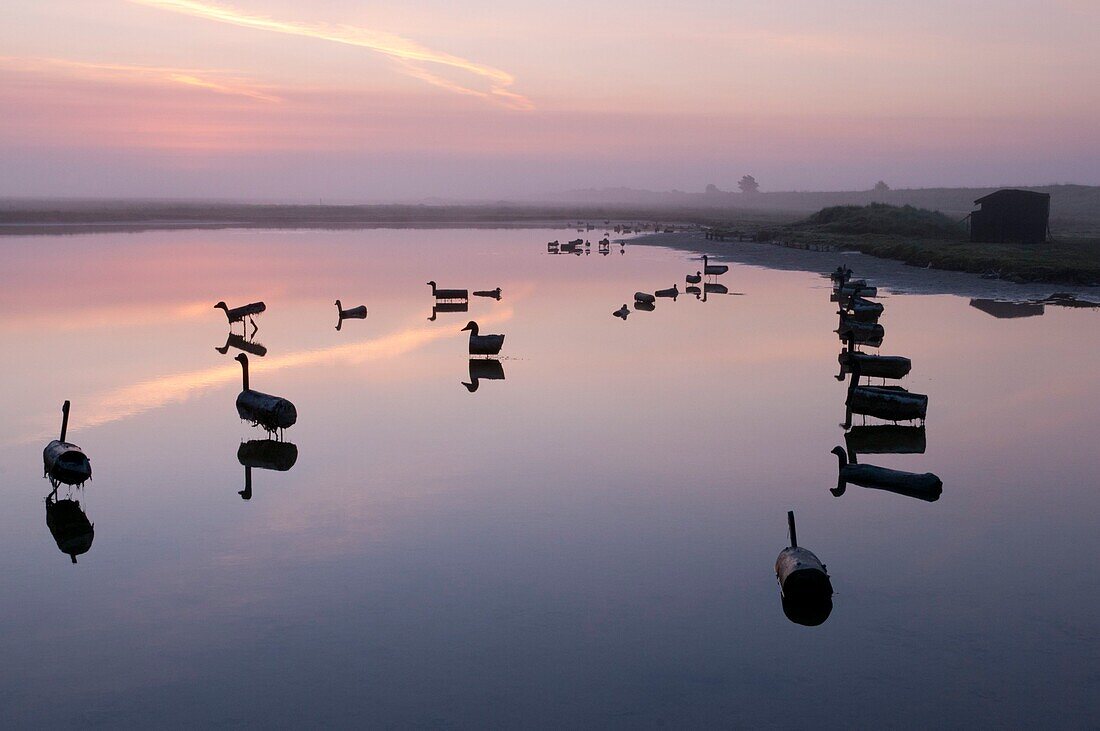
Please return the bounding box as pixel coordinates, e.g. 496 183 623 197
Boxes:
2 0 1098 199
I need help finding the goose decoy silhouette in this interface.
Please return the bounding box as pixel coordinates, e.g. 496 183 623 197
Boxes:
685 271 702 285
655 285 679 299
43 401 91 488
234 354 297 437
462 358 505 392
427 281 468 301
461 321 505 356
775 511 833 626
215 300 265 335
702 255 728 277
334 299 367 330
473 288 502 300
613 304 630 319
634 292 655 305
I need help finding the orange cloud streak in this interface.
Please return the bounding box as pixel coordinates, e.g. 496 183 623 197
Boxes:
128 0 533 110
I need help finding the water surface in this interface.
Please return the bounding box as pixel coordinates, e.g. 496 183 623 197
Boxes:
1 228 1097 726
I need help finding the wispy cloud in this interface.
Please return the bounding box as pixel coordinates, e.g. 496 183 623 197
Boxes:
128 0 533 110
0 56 280 102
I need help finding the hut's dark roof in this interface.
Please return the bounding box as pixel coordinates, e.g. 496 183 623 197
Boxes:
974 189 1051 205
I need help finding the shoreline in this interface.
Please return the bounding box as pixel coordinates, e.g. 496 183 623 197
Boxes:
630 231 1100 302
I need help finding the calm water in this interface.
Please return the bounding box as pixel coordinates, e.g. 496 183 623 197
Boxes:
1 228 1098 727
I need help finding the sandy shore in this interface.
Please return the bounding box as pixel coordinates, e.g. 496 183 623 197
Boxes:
631 231 1100 302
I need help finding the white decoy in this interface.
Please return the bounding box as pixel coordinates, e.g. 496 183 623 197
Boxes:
686 271 702 285
234 354 297 436
215 300 266 334
613 304 630 319
461 321 505 356
427 281 469 300
334 299 367 330
702 255 728 276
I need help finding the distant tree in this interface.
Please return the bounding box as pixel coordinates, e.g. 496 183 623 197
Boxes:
738 175 760 194
874 180 891 192
705 183 721 195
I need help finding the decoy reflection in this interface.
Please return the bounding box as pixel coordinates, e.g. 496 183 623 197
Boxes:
335 299 368 331
215 332 267 357
428 301 468 321
655 285 679 300
43 401 91 488
236 439 298 500
613 304 630 320
831 446 942 502
462 358 505 392
775 511 833 626
45 488 94 563
844 425 926 461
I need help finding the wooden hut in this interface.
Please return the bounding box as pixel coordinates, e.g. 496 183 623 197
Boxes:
969 189 1050 244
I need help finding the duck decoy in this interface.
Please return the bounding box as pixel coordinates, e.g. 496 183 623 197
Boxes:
686 271 702 285
831 446 942 502
335 299 367 330
634 292 655 305
215 332 267 357
215 300 265 335
613 304 630 319
836 339 911 381
237 438 298 500
43 401 91 487
45 492 94 563
462 358 505 392
655 285 679 300
427 281 469 301
234 354 297 436
775 511 833 626
461 321 505 356
702 255 728 277
844 296 884 323
473 288 502 300
837 314 884 346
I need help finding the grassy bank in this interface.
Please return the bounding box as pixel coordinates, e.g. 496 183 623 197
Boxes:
749 204 1100 285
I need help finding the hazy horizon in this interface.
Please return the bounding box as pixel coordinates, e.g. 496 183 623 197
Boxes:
3 1 1099 199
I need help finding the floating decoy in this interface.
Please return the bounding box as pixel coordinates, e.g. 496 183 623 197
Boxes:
427 281 469 301
428 301 469 321
462 358 505 392
569 238 583 246
45 492 94 564
830 265 853 285
634 292 655 305
234 354 297 436
655 285 679 299
844 296 884 323
775 511 833 626
237 438 298 500
613 304 630 319
334 299 367 330
686 271 702 285
837 283 878 300
836 342 911 381
837 315 884 346
831 446 942 501
599 238 610 246
473 288 502 300
43 401 91 487
461 321 505 356
845 363 927 426
702 255 728 277
215 332 267 357
215 300 265 335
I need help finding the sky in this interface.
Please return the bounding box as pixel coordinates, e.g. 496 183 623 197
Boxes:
1 0 1098 200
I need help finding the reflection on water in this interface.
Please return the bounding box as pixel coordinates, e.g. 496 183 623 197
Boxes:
215 331 267 357
775 511 833 626
1 228 1098 725
45 488 94 564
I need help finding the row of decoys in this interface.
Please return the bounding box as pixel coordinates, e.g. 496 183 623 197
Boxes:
548 238 623 255
614 254 735 319
215 298 369 335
